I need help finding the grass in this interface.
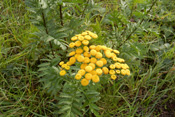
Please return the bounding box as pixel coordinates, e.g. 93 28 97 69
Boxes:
0 0 175 116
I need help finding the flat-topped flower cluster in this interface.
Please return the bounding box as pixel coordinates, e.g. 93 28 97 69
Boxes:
59 31 130 86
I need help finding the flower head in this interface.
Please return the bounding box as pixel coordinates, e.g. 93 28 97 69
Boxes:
78 69 86 75
84 35 92 40
96 68 103 75
76 48 83 54
111 75 117 80
89 63 96 70
84 57 90 63
75 73 82 80
81 78 89 86
59 61 64 66
71 36 77 41
69 51 75 56
90 57 97 64
92 75 100 83
109 70 115 75
78 35 84 41
82 40 89 45
77 55 85 62
69 42 75 48
90 49 97 56
95 52 102 58
85 66 93 72
85 73 92 80
102 67 109 74
60 70 66 76
75 41 81 47
96 60 103 67
100 58 107 65
83 46 89 52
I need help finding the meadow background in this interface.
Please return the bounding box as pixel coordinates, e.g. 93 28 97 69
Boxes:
0 0 175 116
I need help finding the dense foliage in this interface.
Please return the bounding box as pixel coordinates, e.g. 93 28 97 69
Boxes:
0 0 175 116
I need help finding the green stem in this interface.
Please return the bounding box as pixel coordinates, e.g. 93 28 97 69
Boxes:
59 5 64 26
41 12 55 57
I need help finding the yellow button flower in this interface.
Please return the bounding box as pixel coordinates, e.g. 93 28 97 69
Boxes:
81 78 89 86
83 46 89 52
78 69 86 76
100 58 107 65
60 70 66 76
84 35 92 40
121 69 127 75
90 49 97 56
69 42 75 48
92 75 100 83
111 75 117 80
89 32 98 39
85 73 92 80
83 52 91 57
69 57 76 64
59 61 64 66
80 63 88 69
78 35 84 41
65 66 70 70
85 66 93 72
109 70 115 75
89 63 95 70
76 48 83 54
96 60 103 67
77 55 85 62
96 68 103 75
116 70 120 74
101 45 107 50
66 62 71 66
89 45 96 49
113 57 118 61
74 54 80 59
121 64 129 69
81 32 88 36
95 45 102 51
111 53 116 58
109 64 115 69
82 40 89 45
95 52 102 58
115 62 121 69
90 70 97 75
125 69 130 75
113 50 120 54
84 57 90 63
90 57 97 64
75 41 81 47
61 64 67 68
69 51 75 56
75 73 82 80
105 51 112 58
71 36 78 41
102 67 109 74
118 58 125 63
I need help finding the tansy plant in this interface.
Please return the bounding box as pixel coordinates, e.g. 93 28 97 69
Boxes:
26 0 130 116
59 31 130 86
38 30 131 116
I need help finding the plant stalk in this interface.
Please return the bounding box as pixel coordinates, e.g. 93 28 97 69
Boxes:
41 12 55 57
59 5 64 26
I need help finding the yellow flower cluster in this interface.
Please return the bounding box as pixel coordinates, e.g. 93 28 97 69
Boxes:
59 31 130 86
